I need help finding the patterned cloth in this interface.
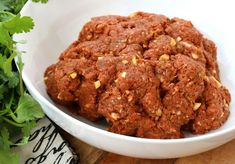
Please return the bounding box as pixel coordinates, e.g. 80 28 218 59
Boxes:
12 118 79 164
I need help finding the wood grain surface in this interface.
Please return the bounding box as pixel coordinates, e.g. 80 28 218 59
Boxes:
60 130 235 164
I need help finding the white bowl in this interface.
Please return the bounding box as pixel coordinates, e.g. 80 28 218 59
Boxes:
15 0 235 159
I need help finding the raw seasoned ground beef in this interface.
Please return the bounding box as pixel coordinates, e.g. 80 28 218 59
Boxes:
44 12 231 139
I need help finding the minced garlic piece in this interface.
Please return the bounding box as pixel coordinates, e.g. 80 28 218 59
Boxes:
211 76 222 88
176 36 182 42
122 60 129 64
193 103 201 111
111 112 120 120
191 53 198 59
156 108 162 116
132 56 137 65
121 72 127 78
44 76 48 81
94 80 101 89
159 54 170 61
57 92 63 100
69 72 77 79
129 12 138 18
170 38 176 46
181 41 192 48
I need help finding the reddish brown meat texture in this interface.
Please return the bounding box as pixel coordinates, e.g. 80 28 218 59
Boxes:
45 58 101 121
189 77 230 134
44 12 231 139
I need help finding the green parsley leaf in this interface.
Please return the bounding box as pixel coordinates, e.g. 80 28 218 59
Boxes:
2 14 34 34
12 0 28 14
0 11 14 22
1 51 17 77
0 1 47 164
0 0 27 14
0 150 19 164
22 121 36 138
16 120 37 145
16 52 24 73
0 84 8 100
15 92 44 123
0 1 10 12
0 24 13 48
0 127 11 150
32 0 48 3
7 72 19 88
0 127 19 164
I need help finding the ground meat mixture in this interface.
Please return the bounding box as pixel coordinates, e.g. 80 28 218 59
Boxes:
44 12 231 139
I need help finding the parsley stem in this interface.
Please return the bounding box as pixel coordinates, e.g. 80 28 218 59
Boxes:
2 116 26 127
17 53 24 96
19 71 24 96
8 108 19 123
0 110 9 116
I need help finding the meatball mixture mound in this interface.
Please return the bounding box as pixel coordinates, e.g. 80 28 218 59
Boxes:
44 12 231 139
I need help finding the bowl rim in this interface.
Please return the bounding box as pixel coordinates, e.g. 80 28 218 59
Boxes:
19 0 235 144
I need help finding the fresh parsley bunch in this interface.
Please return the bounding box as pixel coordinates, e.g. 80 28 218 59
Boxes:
0 0 47 163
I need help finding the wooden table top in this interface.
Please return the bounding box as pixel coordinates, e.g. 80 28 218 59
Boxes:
60 130 235 164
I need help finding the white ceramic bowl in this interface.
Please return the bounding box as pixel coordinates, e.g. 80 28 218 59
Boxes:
15 0 235 159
